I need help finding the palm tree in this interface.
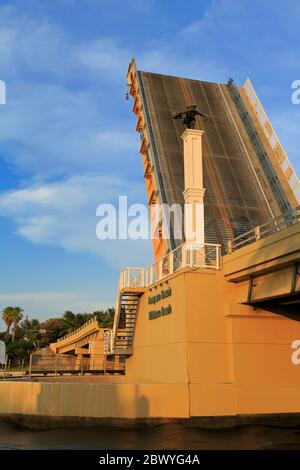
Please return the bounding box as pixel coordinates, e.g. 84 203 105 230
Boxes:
2 306 15 337
11 306 24 341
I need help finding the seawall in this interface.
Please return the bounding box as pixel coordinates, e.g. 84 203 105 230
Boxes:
0 381 189 428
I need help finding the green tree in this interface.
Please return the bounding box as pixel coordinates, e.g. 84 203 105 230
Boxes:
11 306 24 341
1 306 116 365
6 338 35 366
93 308 115 328
39 317 67 347
2 306 15 337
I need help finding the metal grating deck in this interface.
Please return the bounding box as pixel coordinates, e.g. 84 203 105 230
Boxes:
137 71 293 251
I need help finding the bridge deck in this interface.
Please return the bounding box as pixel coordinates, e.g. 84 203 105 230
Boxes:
137 70 297 251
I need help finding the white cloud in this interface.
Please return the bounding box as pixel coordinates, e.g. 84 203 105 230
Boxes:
0 174 153 269
0 4 139 178
0 80 138 177
0 6 69 78
0 5 129 81
73 38 130 76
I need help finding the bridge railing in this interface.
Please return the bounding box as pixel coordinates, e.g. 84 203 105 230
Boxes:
119 242 221 290
28 354 125 377
57 316 99 343
243 78 300 203
227 206 300 254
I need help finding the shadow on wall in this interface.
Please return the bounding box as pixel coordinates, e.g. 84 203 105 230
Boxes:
135 385 149 419
31 380 150 421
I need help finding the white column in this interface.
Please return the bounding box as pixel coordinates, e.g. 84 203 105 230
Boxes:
181 129 206 244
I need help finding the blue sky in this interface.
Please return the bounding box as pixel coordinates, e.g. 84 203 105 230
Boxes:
0 0 299 325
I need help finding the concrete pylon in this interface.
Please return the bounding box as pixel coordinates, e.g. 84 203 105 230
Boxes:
181 128 206 244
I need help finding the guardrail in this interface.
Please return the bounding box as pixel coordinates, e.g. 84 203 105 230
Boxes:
119 242 221 290
227 206 300 254
57 316 98 343
243 79 300 203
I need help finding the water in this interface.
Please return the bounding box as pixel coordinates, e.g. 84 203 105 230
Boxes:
1 421 300 450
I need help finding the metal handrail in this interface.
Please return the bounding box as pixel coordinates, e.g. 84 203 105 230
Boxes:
120 241 221 290
243 78 300 203
227 205 300 253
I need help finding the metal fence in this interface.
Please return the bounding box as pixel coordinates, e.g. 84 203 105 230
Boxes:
28 353 124 376
119 242 221 290
227 206 300 253
244 78 300 203
0 354 125 379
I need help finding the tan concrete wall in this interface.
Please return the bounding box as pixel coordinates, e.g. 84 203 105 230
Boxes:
184 270 237 416
187 271 300 416
0 381 189 419
126 267 300 417
125 272 189 384
230 310 300 414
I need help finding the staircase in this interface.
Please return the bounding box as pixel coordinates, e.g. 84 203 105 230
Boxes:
110 243 221 356
112 291 143 355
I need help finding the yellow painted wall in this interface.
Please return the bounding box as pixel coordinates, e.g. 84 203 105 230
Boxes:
184 271 237 416
126 272 189 384
126 266 300 417
0 382 189 419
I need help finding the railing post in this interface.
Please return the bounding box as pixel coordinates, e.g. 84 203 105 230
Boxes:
227 240 232 254
142 268 145 287
110 330 114 355
145 268 148 287
104 354 107 375
215 245 218 270
29 353 32 381
255 226 261 240
158 259 163 280
149 265 154 285
169 252 174 275
3 354 8 380
182 244 187 267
